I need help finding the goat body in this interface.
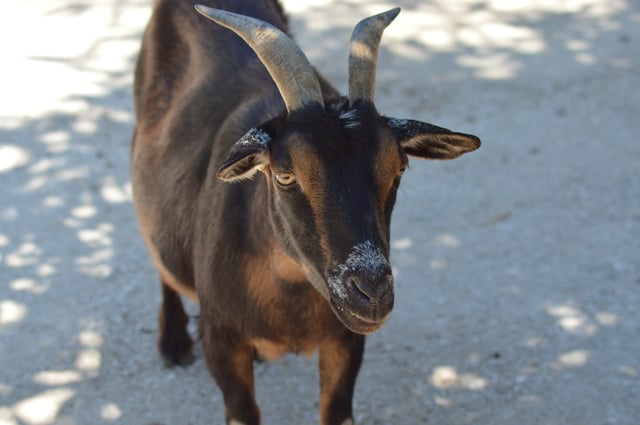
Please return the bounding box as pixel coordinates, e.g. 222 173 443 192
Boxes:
132 1 480 424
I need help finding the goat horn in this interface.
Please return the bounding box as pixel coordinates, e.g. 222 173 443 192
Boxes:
348 8 400 104
195 5 324 112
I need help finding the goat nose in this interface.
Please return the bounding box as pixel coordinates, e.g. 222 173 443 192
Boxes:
347 272 393 301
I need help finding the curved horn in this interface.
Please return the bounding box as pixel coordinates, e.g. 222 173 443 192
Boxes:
195 5 324 112
348 8 400 104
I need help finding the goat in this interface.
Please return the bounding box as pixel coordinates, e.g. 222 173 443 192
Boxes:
131 1 480 424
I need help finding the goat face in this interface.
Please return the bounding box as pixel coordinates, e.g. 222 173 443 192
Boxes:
199 6 480 334
217 99 478 334
276 101 401 334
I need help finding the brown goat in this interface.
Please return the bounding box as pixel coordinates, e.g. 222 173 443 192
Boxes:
131 1 480 424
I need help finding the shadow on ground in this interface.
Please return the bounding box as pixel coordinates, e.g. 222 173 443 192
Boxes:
1 1 639 424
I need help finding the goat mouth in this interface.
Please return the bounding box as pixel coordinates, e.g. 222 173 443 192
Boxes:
329 299 391 335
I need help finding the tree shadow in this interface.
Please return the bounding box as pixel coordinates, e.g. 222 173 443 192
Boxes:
1 0 639 424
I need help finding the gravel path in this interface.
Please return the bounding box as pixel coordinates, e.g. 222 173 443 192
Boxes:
1 1 639 424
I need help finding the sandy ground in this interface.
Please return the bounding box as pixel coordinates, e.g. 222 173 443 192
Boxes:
1 0 639 424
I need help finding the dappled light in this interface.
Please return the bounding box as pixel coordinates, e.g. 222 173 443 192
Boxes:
33 371 83 387
546 302 619 336
551 349 590 370
1 0 639 423
10 277 48 294
1 0 150 423
100 403 122 421
288 0 638 95
430 365 488 390
0 145 31 173
13 388 76 425
547 303 599 335
391 232 465 276
0 300 28 325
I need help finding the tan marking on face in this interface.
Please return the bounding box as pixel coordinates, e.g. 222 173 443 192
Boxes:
287 139 331 261
374 136 404 208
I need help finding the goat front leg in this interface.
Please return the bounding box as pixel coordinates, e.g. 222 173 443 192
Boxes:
202 325 260 425
318 330 365 425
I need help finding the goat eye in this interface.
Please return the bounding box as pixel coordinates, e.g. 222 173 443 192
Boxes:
275 173 296 186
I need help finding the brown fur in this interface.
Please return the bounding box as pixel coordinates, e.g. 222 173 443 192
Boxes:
242 241 337 359
132 1 479 424
288 140 332 260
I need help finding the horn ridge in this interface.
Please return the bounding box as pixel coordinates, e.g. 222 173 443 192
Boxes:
348 7 401 104
195 4 324 112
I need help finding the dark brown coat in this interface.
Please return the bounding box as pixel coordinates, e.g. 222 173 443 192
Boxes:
131 1 480 424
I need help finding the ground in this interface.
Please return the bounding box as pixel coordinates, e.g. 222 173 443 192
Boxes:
1 0 639 424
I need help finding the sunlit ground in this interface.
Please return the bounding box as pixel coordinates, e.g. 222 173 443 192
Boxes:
1 0 639 424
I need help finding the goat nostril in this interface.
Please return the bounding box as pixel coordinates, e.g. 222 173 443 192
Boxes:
346 272 394 301
349 274 384 301
347 275 370 300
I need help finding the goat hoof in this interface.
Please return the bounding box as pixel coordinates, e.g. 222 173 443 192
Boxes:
159 332 195 367
162 350 195 368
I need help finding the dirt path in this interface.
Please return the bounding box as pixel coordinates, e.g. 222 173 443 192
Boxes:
1 1 639 424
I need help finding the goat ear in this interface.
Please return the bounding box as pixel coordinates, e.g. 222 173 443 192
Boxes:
385 118 481 160
217 128 271 182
